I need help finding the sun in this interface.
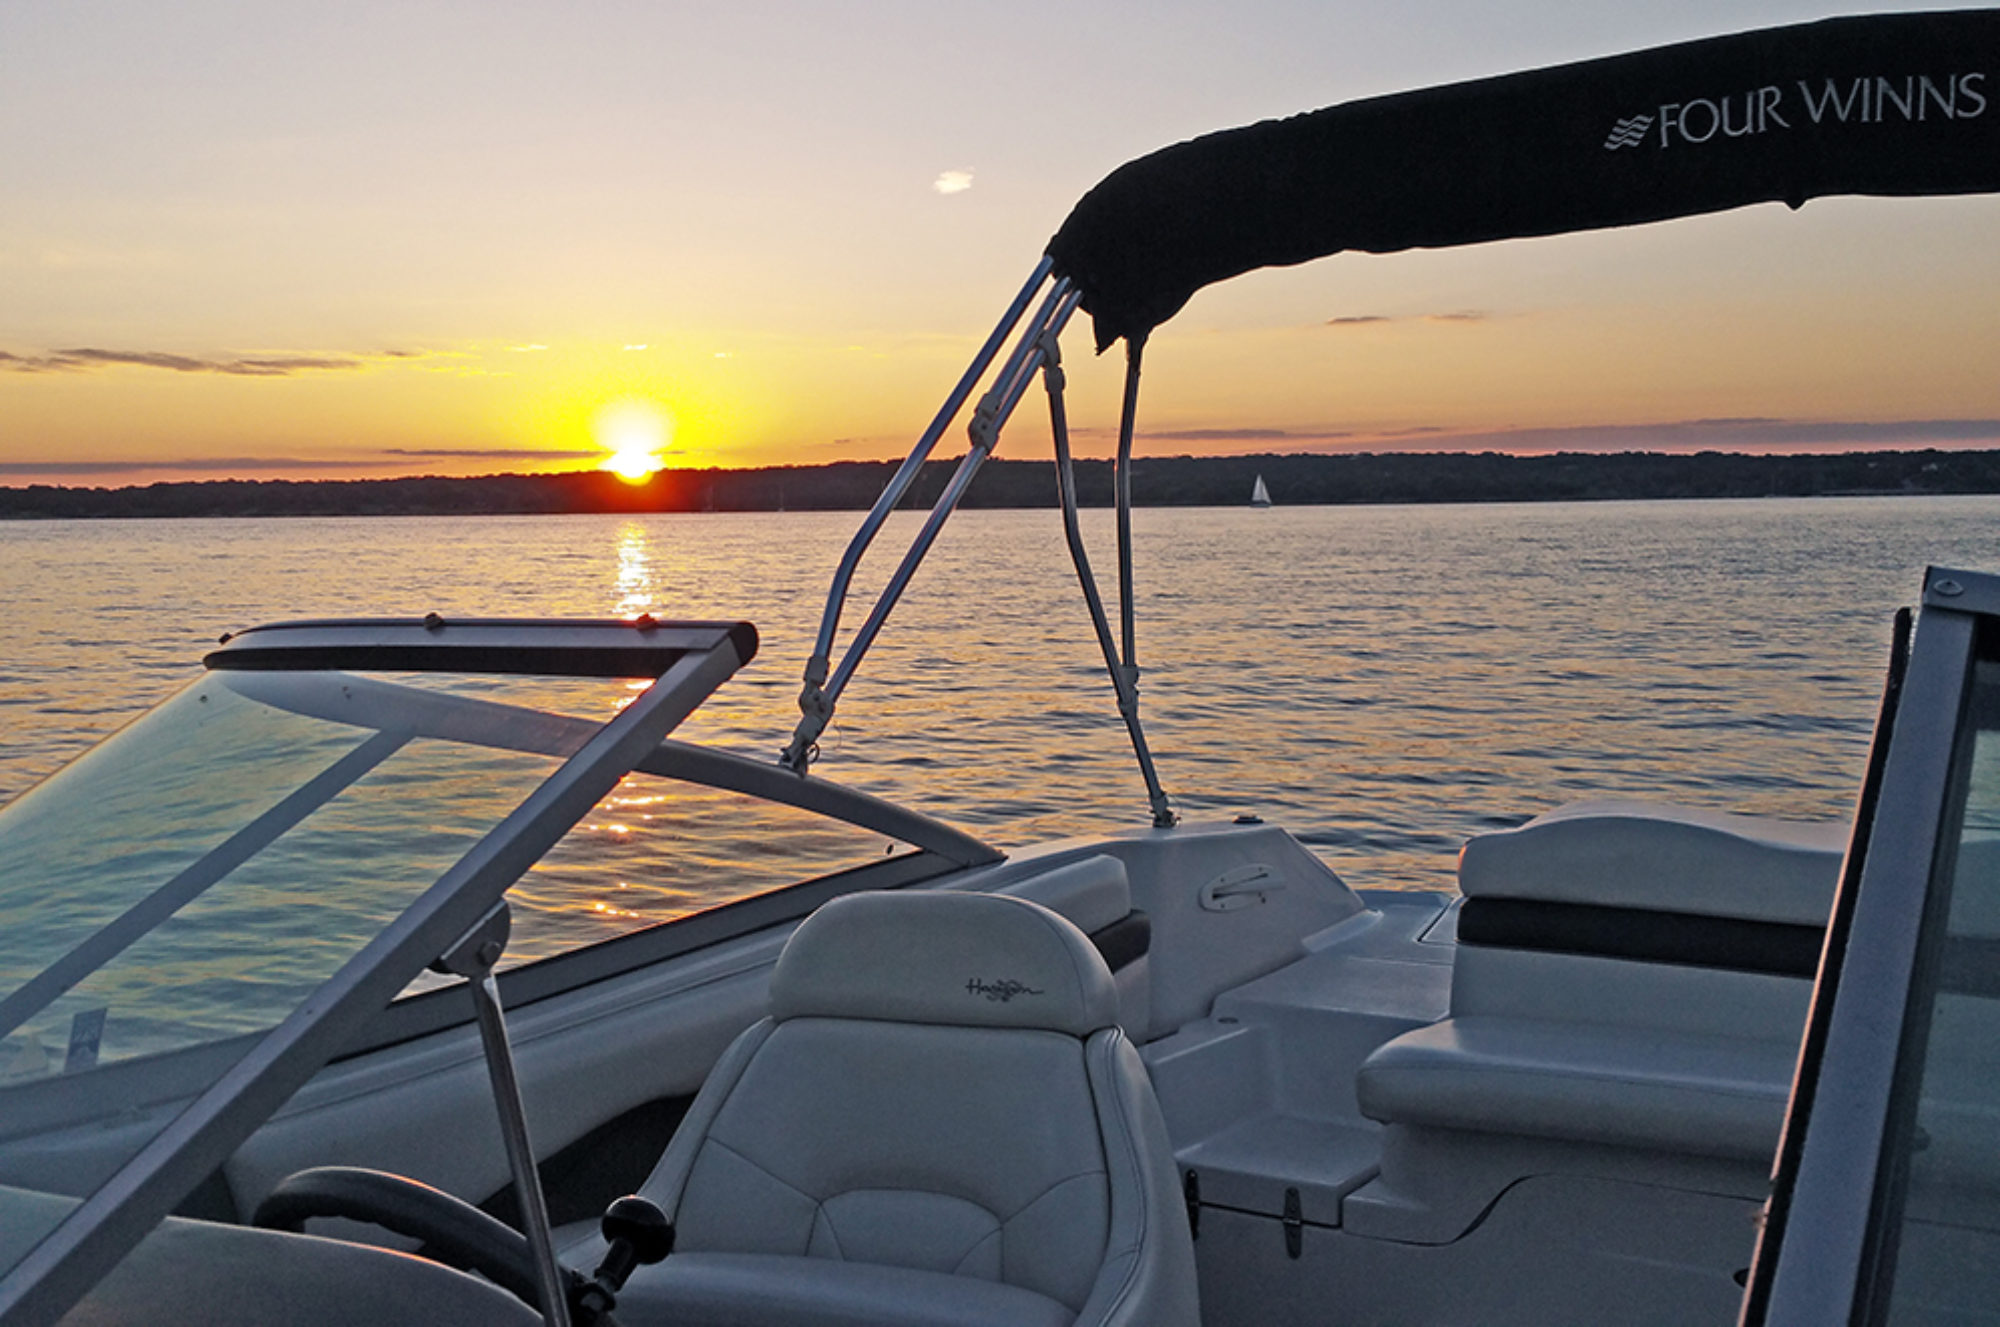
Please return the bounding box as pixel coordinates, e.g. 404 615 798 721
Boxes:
593 401 670 484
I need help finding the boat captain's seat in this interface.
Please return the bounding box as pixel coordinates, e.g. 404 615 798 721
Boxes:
565 889 1200 1327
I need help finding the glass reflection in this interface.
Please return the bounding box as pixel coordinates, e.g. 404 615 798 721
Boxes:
1882 660 2000 1321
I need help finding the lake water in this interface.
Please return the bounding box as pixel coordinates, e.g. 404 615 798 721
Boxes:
3 496 1996 907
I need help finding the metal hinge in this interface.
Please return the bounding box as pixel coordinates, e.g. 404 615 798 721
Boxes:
1282 1186 1303 1259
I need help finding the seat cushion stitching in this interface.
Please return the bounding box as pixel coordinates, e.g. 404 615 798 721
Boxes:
1091 1033 1152 1317
994 1165 1108 1224
811 1204 846 1259
703 1136 823 1207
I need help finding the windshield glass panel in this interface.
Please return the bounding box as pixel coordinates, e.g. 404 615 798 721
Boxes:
0 674 564 1074
1879 657 2000 1322
0 667 576 1254
504 774 910 964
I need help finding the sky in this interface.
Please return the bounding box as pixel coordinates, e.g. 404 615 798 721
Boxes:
3 0 1997 485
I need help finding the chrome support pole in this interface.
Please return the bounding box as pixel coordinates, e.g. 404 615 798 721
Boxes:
788 259 1054 759
1115 335 1145 684
780 276 1076 772
1041 328 1177 828
434 904 572 1327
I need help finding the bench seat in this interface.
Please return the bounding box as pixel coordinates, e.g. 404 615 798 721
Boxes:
1356 1014 1796 1162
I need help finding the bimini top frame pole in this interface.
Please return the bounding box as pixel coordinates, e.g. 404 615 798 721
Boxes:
780 267 1178 827
780 261 1069 773
1039 324 1176 828
793 257 1053 699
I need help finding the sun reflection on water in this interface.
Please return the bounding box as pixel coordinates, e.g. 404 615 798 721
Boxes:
614 521 656 618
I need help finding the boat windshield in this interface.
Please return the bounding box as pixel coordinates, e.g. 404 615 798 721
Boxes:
0 615 780 1315
1875 654 2000 1321
1747 572 2000 1323
0 670 568 1078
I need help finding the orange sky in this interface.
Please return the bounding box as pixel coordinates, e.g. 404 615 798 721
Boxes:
5 2 1998 487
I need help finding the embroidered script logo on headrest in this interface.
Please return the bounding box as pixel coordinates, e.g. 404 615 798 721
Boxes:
966 977 1043 1003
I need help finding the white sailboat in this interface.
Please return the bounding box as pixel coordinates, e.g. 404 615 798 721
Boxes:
1250 474 1272 508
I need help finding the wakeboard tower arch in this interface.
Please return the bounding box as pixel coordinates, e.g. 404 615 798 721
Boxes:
779 9 2000 825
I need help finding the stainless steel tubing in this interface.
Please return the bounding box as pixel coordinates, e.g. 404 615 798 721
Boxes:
1042 327 1176 828
780 280 1077 771
1115 337 1145 674
819 285 1078 708
802 258 1054 679
467 972 572 1327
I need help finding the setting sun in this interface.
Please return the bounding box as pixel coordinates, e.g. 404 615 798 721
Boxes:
594 400 671 484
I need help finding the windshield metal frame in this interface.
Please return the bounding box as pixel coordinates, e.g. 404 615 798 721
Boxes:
0 620 756 1327
1752 568 1996 1325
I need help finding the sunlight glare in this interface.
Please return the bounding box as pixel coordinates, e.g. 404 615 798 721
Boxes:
594 400 671 483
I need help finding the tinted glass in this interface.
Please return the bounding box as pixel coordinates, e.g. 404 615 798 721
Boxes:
1879 659 2000 1323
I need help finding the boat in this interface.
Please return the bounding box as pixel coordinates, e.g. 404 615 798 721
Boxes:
4 11 1999 1326
1249 476 1271 509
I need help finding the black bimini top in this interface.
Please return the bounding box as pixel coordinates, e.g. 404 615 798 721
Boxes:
1047 9 2000 350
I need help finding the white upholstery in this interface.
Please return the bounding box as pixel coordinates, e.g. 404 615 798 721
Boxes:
1356 1015 1796 1161
0 1185 541 1327
994 854 1132 935
769 888 1120 1035
1459 798 1845 925
573 890 1198 1327
1358 801 1830 1167
612 1253 1075 1327
993 855 1152 1042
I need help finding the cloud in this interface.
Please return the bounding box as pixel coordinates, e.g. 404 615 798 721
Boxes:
0 446 602 477
1325 310 1489 327
382 447 600 459
1142 428 1316 441
0 456 393 476
1080 416 2000 457
1291 416 2000 455
0 351 67 373
932 169 974 196
0 346 418 376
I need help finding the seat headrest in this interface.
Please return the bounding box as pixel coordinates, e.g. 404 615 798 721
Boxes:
770 891 1119 1035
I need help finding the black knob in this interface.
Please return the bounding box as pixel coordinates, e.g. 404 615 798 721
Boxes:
601 1195 674 1268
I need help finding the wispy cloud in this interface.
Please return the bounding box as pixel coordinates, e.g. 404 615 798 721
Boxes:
1 447 600 477
1325 310 1489 327
1292 417 2000 454
1142 427 1315 441
0 456 391 476
932 169 974 196
0 347 417 376
382 447 599 459
0 351 62 373
1075 416 2000 456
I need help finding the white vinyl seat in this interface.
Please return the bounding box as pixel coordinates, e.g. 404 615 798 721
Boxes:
565 889 1199 1327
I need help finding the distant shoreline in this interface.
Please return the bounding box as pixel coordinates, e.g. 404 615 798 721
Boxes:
5 449 2000 519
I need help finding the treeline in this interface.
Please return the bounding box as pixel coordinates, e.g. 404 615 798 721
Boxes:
5 449 2000 519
